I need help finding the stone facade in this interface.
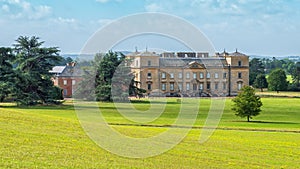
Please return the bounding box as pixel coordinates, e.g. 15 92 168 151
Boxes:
127 50 249 97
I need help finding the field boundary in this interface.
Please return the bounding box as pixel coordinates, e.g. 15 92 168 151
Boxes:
109 123 300 133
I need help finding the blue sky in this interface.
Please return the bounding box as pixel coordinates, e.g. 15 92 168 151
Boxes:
0 0 300 56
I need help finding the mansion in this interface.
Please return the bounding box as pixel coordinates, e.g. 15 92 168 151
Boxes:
127 50 249 97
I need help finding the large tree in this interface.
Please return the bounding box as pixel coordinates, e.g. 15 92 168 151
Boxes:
253 74 268 92
0 47 15 102
249 58 265 85
232 86 263 122
75 51 145 101
268 68 288 93
13 36 63 105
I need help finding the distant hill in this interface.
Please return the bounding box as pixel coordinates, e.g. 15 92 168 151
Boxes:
250 55 300 62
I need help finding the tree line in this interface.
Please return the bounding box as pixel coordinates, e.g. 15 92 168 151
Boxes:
250 57 300 92
0 36 67 105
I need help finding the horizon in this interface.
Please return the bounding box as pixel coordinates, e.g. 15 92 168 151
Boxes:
1 0 300 56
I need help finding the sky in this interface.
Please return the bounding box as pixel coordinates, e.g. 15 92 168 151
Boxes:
0 0 300 56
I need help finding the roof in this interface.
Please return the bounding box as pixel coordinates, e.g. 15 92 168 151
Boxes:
49 66 66 74
50 66 83 77
159 58 228 68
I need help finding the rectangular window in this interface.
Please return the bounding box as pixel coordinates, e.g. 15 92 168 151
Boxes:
162 72 166 79
199 83 204 90
238 61 242 67
170 83 174 91
162 83 166 91
199 72 204 79
178 83 182 91
186 72 190 79
193 84 197 91
206 72 211 79
63 80 67 85
238 82 243 90
147 73 152 78
148 84 152 90
238 72 242 79
215 83 219 90
148 60 151 66
170 73 174 79
178 72 183 79
207 83 211 90
72 80 76 85
223 73 227 79
223 82 226 90
215 73 219 79
63 89 68 96
186 83 190 91
136 60 139 67
193 73 197 79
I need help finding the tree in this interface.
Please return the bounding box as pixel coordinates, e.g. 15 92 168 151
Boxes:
232 86 263 122
268 69 288 93
13 36 63 105
75 51 145 101
249 58 265 85
0 47 15 102
253 74 268 92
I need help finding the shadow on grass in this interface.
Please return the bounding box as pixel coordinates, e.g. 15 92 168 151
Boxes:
231 120 299 125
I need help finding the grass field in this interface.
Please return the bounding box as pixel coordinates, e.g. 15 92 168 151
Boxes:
1 98 299 168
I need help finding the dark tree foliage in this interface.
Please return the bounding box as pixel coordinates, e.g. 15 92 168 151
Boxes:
268 69 288 93
254 74 268 92
232 86 262 122
13 36 63 105
249 58 265 85
75 51 145 101
0 47 15 102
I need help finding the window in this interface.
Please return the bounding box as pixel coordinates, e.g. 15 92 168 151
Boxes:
193 84 197 91
148 83 152 90
186 72 190 79
215 73 219 79
238 72 242 79
186 83 190 91
162 72 166 79
162 83 166 91
223 82 226 90
215 83 219 90
148 60 151 66
178 83 182 91
238 82 243 90
199 83 204 90
63 80 67 85
207 83 211 90
223 73 227 79
199 72 204 79
72 80 76 85
193 73 197 79
135 60 139 67
170 73 174 79
170 83 174 91
206 72 211 78
178 72 183 79
238 61 242 67
147 73 152 78
63 89 67 96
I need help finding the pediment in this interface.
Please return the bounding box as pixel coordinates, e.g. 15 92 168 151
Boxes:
188 61 205 69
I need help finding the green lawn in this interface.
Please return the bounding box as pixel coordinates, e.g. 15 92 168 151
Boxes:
0 98 299 168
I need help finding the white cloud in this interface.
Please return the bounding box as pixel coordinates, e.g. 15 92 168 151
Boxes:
1 4 9 12
0 0 52 20
54 17 76 24
95 0 122 3
145 3 163 12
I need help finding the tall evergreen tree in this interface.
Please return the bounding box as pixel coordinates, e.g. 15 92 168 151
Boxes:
13 36 63 105
0 47 15 102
